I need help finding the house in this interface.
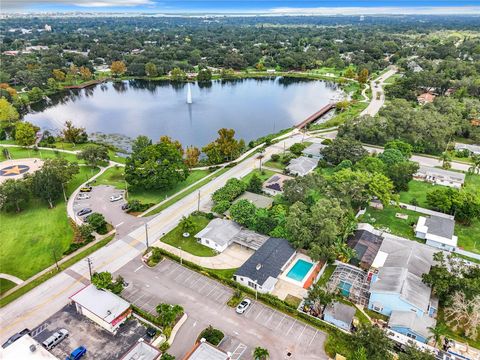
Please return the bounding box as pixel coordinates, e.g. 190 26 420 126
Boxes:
302 143 327 159
415 215 457 252
195 218 242 252
455 143 480 155
262 173 294 196
417 92 435 105
323 302 356 331
195 218 268 252
414 165 465 188
388 310 436 343
70 284 131 334
183 339 230 360
234 238 296 293
120 339 162 360
347 229 384 270
225 191 274 217
1 334 58 359
286 156 318 176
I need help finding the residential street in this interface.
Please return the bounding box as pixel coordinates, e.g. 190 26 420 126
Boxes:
360 66 398 117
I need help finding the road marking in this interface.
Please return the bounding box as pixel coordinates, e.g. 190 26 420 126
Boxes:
255 307 265 320
206 284 218 297
309 330 318 346
115 221 124 227
134 265 144 272
193 321 197 327
266 308 275 325
183 272 194 284
286 319 296 336
297 325 307 340
275 314 286 329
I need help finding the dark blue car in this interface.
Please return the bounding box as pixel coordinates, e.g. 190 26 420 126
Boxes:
66 346 87 360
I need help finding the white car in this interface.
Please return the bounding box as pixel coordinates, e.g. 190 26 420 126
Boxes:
110 194 123 202
77 193 90 200
235 299 252 314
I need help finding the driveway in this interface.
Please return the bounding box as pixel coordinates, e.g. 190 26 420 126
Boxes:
116 258 328 360
73 185 144 237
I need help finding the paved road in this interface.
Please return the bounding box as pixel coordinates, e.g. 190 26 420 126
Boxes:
0 131 304 344
117 258 328 360
360 67 398 117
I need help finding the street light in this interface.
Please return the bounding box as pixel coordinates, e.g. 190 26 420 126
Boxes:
144 222 149 249
179 246 183 265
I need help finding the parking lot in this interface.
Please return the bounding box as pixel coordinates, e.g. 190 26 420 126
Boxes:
31 304 149 360
73 185 144 237
117 258 327 359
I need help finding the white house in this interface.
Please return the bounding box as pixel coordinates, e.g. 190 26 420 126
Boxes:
413 166 465 189
286 156 318 177
455 143 480 155
194 218 242 252
70 284 131 334
302 143 327 159
415 215 458 252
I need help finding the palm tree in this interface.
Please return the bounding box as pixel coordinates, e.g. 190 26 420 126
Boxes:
428 322 447 346
441 151 452 169
334 240 357 263
253 347 269 360
469 154 480 174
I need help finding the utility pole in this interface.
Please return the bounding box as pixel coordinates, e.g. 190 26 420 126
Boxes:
86 257 93 281
197 190 200 211
124 180 129 200
144 222 149 249
61 183 67 202
52 249 60 271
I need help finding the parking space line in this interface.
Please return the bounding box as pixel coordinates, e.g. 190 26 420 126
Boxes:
309 330 318 346
286 319 297 336
254 306 265 320
133 293 146 304
206 284 218 297
198 278 210 292
183 271 194 284
275 314 286 329
173 268 188 281
266 309 275 325
297 324 307 340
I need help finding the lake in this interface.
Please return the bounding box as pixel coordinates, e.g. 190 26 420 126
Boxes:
26 77 341 149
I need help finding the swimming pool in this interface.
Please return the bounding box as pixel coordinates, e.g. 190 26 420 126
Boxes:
286 259 314 282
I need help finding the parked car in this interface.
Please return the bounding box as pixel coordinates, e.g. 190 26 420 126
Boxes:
79 186 92 193
42 329 69 350
1 329 30 349
77 208 92 217
146 327 157 338
235 299 252 314
109 194 123 202
77 193 90 200
66 346 87 360
121 203 129 211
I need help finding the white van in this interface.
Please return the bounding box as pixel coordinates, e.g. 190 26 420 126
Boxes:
42 329 69 350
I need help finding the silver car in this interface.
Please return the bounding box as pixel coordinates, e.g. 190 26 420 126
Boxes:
42 329 69 350
235 299 252 314
77 193 90 200
109 194 123 202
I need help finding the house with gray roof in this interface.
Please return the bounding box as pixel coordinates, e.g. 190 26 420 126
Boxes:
388 310 436 344
347 229 383 270
414 165 465 188
302 143 327 159
286 156 318 177
234 238 296 293
455 143 480 155
415 215 458 251
323 302 356 332
368 235 438 344
262 173 294 196
195 218 242 252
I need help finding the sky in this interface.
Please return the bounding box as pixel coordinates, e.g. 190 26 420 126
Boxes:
3 0 480 14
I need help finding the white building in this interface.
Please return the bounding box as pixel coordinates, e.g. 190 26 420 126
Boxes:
120 339 161 360
70 284 131 334
195 218 242 252
455 143 480 155
1 335 58 360
415 215 458 252
286 156 318 177
302 143 327 159
185 339 230 360
413 166 465 189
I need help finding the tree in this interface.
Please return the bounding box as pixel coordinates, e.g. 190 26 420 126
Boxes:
170 67 187 81
426 187 480 224
160 354 175 360
197 67 212 82
350 347 368 360
398 346 435 360
247 173 263 194
320 138 367 165
440 151 452 169
444 292 480 340
282 174 325 205
0 98 19 126
52 69 66 82
31 158 79 208
184 146 200 168
15 121 38 146
306 284 335 314
253 347 269 360
384 140 413 158
357 68 369 84
111 61 127 77
354 156 386 174
156 303 183 328
229 199 257 227
91 271 113 289
198 326 224 346
78 223 94 241
179 216 195 234
387 161 419 191
202 128 245 164
352 324 393 360
343 67 356 79
468 154 480 174
77 144 110 166
28 87 44 102
427 322 447 347
62 120 88 144
86 212 107 234
289 142 307 156
0 179 30 212
79 66 92 81
159 136 183 155
212 178 246 204
125 137 188 190
145 62 158 77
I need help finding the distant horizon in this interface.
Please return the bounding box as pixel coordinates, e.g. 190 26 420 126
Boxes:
3 1 480 15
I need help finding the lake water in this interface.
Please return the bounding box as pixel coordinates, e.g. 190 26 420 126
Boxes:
26 78 341 149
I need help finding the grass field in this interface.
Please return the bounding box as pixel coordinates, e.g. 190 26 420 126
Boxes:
1 145 85 164
241 168 277 184
0 166 99 280
94 166 210 205
161 214 216 257
0 279 16 296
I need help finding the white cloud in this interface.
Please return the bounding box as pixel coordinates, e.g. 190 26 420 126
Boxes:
2 0 155 10
73 0 154 7
269 6 480 15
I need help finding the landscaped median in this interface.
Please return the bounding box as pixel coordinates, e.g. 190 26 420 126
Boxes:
151 246 357 358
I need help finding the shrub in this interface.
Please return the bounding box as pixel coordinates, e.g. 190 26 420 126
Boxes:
321 138 333 145
289 142 307 156
148 247 164 266
227 290 243 307
127 199 151 212
86 212 108 234
270 154 280 162
212 200 231 214
198 326 224 345
211 178 246 204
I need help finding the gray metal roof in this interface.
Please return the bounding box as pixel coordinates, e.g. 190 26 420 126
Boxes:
388 310 436 339
194 218 242 247
286 156 318 176
186 342 229 360
235 238 296 286
231 229 269 251
324 302 356 325
425 215 455 239
302 143 327 157
120 340 161 360
416 165 466 183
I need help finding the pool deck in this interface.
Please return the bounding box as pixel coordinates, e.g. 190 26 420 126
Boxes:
273 253 317 300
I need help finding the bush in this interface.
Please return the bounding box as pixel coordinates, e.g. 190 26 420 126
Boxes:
212 200 231 214
148 247 164 266
198 326 224 345
127 199 151 212
86 212 108 234
289 142 307 156
321 138 333 145
270 154 280 162
227 290 243 307
211 178 246 204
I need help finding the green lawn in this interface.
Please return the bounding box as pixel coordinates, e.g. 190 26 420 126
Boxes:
94 166 210 205
310 101 368 130
399 180 432 207
241 168 277 184
0 166 99 280
264 160 286 170
208 268 237 280
161 215 216 257
317 264 336 287
1 145 85 164
0 279 16 295
360 206 421 241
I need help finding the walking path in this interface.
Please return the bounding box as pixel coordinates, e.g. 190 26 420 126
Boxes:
0 274 24 285
360 66 398 117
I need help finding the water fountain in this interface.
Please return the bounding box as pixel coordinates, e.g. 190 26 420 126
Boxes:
186 83 192 104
